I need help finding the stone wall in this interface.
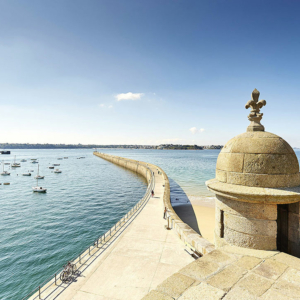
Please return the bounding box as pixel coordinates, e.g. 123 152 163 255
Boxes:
215 195 277 251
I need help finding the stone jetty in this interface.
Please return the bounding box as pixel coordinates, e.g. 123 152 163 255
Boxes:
28 153 199 300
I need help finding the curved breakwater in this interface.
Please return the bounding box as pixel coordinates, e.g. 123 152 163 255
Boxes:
27 152 214 300
98 153 214 255
26 153 155 300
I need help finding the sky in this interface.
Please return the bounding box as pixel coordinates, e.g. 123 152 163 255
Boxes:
1 0 300 146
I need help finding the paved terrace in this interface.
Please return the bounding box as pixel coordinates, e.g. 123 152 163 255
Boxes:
143 243 300 300
29 154 194 300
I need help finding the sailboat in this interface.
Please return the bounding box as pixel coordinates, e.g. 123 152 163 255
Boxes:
1 161 10 176
11 155 21 168
34 164 45 179
32 178 47 193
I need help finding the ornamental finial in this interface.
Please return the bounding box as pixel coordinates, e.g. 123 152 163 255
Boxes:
245 89 267 132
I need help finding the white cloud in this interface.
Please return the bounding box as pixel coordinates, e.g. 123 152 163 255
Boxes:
189 127 205 134
99 104 105 108
115 92 144 101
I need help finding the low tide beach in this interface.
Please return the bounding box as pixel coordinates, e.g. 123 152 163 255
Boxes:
172 195 215 244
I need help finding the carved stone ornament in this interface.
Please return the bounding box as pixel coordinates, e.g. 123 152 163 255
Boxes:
245 89 267 132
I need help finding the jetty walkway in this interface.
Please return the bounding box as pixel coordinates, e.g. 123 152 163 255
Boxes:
26 152 300 300
28 153 194 300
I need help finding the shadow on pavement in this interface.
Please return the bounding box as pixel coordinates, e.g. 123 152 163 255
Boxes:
169 178 201 235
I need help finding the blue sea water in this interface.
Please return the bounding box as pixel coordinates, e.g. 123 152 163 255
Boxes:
0 149 147 300
1 148 300 299
100 149 221 197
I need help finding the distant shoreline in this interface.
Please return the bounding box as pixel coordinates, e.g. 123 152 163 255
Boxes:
0 143 223 150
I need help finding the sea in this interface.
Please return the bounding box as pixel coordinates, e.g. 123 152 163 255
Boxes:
1 148 300 299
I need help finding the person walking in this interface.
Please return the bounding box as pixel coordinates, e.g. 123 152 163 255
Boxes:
151 190 154 197
163 207 167 219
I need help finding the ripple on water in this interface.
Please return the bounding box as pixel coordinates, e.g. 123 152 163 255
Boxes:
0 150 147 300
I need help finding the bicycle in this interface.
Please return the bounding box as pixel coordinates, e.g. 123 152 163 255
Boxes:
60 261 78 282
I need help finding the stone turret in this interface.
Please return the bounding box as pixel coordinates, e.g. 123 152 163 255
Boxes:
206 89 300 256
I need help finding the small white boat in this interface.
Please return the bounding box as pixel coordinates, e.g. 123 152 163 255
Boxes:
11 164 21 167
32 178 47 193
34 164 44 179
22 173 31 176
21 159 27 162
53 164 60 166
1 161 10 176
11 156 21 168
64 157 68 159
29 170 34 172
32 186 47 192
1 171 10 176
57 158 63 160
31 159 37 161
54 169 62 173
11 156 21 167
32 161 38 164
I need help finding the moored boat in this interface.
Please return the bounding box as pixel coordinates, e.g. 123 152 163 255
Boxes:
32 178 47 193
11 156 21 168
1 161 10 176
34 164 44 179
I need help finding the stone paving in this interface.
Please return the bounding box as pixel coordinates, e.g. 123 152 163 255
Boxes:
49 164 194 300
143 244 300 299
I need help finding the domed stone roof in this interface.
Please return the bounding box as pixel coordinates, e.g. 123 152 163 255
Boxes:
206 89 300 204
216 131 300 188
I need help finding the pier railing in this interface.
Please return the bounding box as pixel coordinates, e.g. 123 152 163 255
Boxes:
22 155 155 300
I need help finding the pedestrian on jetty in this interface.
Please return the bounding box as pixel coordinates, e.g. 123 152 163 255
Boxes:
151 190 154 197
163 207 167 219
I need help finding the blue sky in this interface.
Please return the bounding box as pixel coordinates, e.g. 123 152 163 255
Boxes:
1 0 300 146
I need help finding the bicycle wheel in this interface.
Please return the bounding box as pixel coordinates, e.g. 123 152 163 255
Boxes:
72 264 77 275
60 270 68 282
